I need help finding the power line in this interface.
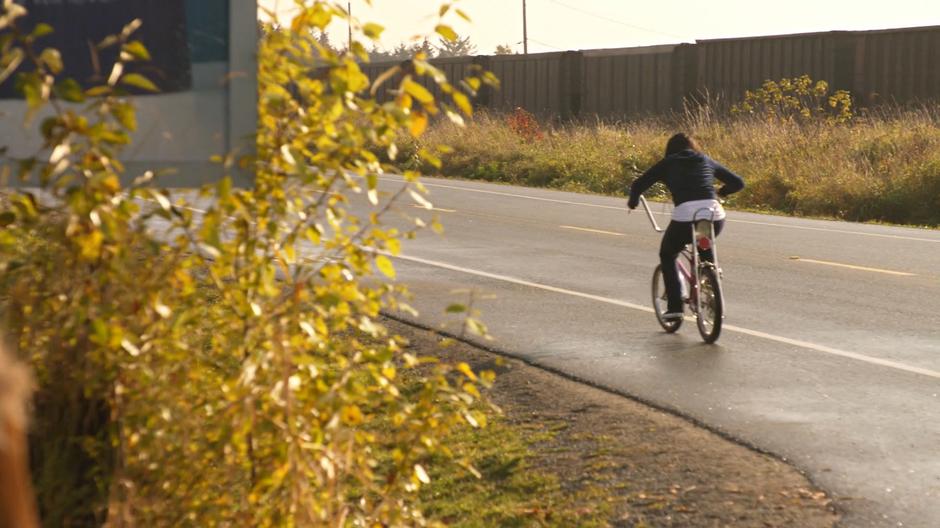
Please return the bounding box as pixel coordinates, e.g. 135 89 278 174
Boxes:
528 37 565 51
542 0 692 41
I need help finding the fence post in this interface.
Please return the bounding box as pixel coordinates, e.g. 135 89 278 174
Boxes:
560 51 584 120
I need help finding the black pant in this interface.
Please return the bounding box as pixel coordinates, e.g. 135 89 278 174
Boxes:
659 219 725 313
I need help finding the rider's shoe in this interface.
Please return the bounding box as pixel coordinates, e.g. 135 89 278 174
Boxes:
662 312 684 320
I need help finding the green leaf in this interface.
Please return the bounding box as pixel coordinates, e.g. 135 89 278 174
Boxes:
362 23 384 39
446 303 467 314
121 73 158 92
111 102 137 131
217 176 232 200
99 129 131 145
122 40 151 61
40 117 59 139
85 85 111 97
55 78 86 103
31 23 54 38
40 48 63 74
375 254 396 279
16 73 44 109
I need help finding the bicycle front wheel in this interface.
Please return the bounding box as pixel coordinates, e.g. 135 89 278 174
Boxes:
651 264 682 333
695 266 723 343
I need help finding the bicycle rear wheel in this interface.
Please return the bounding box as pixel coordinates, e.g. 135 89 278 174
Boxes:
651 264 682 333
695 266 723 343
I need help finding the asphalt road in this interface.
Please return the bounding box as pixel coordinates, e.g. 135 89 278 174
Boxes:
357 175 940 528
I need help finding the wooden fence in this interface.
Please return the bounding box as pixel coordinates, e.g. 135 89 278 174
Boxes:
364 25 940 119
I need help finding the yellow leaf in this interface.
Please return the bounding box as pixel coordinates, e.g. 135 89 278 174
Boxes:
78 230 104 260
341 405 363 425
403 79 434 104
452 91 473 116
385 238 401 256
375 254 396 279
457 362 478 381
435 24 457 42
409 111 428 138
463 383 480 398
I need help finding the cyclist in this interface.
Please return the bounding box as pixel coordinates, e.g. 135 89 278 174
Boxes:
627 133 744 320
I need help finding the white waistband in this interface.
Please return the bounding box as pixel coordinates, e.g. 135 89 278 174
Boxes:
671 199 726 222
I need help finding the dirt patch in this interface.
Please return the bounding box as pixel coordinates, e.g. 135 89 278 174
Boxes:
389 319 840 527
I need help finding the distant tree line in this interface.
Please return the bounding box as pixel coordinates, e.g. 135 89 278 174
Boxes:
313 30 516 60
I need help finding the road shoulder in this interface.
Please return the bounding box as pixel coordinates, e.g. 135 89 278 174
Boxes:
390 318 840 527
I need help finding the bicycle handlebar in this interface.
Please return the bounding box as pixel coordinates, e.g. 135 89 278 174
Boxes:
638 195 664 233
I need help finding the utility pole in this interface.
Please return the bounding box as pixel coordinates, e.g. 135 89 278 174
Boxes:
522 0 528 54
347 2 353 51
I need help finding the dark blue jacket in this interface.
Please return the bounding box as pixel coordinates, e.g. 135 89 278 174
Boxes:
628 150 744 209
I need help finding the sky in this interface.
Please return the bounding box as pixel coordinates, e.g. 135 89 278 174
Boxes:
259 0 940 54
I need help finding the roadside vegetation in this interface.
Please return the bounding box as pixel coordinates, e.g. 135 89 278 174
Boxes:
406 76 940 227
0 1 619 526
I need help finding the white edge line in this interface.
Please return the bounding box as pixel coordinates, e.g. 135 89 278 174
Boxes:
384 178 940 244
560 225 625 236
388 251 940 381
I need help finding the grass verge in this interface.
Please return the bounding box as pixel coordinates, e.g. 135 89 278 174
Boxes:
419 416 610 527
403 106 940 228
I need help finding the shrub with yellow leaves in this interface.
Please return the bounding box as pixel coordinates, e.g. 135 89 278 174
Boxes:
0 1 496 526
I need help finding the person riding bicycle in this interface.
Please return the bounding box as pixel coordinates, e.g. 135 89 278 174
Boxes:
628 133 744 320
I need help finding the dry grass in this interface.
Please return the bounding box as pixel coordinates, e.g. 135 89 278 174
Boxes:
406 106 940 227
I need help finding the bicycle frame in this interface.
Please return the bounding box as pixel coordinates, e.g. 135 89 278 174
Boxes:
638 196 723 317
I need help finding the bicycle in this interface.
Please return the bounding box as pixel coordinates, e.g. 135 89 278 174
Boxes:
637 195 725 344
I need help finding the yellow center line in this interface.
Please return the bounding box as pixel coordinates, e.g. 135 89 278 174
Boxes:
560 225 625 237
789 257 916 277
